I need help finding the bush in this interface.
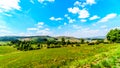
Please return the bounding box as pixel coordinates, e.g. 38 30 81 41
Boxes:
107 28 120 43
88 42 95 45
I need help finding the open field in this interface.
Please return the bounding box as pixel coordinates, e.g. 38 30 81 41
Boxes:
0 44 120 68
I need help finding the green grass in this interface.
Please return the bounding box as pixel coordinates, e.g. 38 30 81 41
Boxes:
0 41 10 44
0 46 18 55
0 43 120 68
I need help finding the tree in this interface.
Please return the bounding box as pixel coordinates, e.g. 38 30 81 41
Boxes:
66 40 70 45
61 37 65 45
80 38 85 44
107 28 120 43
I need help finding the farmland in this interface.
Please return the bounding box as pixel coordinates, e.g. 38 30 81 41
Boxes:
0 43 120 68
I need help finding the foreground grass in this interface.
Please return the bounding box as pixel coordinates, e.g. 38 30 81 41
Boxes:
0 44 120 68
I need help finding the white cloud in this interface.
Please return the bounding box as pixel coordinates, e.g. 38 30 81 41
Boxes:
69 19 76 23
98 13 117 23
64 14 70 20
27 28 38 31
44 28 50 31
37 22 44 25
64 14 76 23
36 28 51 35
0 25 6 29
74 0 96 8
64 14 68 17
81 19 87 22
36 22 44 28
74 1 81 6
0 29 12 36
86 0 96 5
58 26 62 29
27 22 44 31
64 22 67 25
0 20 7 29
48 0 55 2
68 7 80 14
38 0 55 3
78 9 90 18
49 17 62 21
73 0 96 8
89 15 100 20
72 25 81 29
0 29 11 33
65 28 108 38
38 0 43 3
26 21 52 36
0 0 21 12
30 0 34 4
92 23 96 26
100 25 107 29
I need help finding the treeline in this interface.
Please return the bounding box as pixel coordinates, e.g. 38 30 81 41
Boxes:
11 38 82 51
10 38 107 51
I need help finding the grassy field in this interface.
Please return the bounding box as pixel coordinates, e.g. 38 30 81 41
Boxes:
0 44 120 68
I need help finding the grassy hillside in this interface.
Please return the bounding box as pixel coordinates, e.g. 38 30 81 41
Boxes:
0 46 18 55
0 44 120 68
56 36 80 42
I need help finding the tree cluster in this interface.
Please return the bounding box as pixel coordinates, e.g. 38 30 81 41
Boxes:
107 28 120 43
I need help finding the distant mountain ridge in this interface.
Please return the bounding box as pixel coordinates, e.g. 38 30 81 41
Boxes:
0 36 105 41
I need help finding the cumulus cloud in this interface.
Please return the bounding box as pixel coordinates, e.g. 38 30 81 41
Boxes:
73 0 96 8
74 1 81 6
37 22 44 25
81 19 87 22
68 7 80 14
78 9 89 18
64 14 76 23
37 22 44 28
26 21 52 36
98 13 117 23
38 0 55 3
49 17 62 21
86 0 96 5
69 19 76 23
0 0 21 12
89 15 100 20
27 22 44 31
64 14 68 17
68 7 89 19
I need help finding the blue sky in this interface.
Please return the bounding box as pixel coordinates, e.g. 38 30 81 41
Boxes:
0 0 120 38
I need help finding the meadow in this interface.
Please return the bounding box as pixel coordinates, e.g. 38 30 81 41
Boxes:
0 43 120 68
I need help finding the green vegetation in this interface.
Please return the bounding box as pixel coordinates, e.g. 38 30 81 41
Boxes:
0 44 120 68
107 28 120 43
0 28 120 68
0 46 18 54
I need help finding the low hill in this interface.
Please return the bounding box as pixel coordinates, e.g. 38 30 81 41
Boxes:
0 36 105 42
56 36 80 42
